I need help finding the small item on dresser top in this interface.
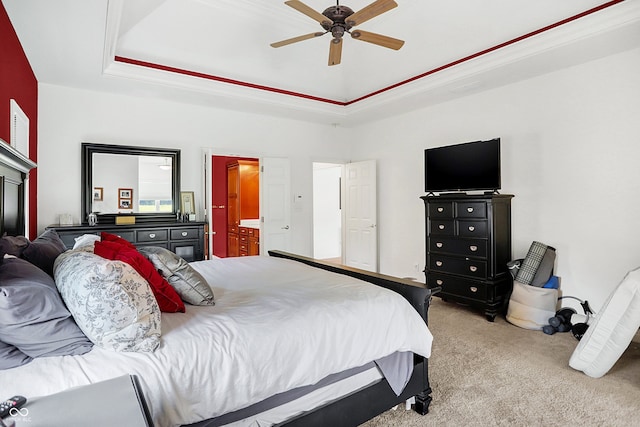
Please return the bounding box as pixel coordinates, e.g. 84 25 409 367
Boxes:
115 215 136 225
87 212 97 226
58 213 73 226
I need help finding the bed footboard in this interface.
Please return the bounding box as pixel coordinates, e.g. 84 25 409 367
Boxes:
268 250 439 423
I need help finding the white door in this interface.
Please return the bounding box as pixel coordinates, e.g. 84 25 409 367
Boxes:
261 157 291 254
344 160 377 272
203 149 213 259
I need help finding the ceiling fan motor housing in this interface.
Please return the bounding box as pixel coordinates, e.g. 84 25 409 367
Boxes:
321 5 354 40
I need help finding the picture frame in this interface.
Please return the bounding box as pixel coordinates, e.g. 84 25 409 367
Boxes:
180 191 195 214
93 187 103 201
118 188 133 210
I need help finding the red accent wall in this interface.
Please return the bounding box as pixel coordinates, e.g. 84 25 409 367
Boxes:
0 3 38 238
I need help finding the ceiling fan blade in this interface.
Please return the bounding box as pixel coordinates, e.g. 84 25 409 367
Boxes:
351 30 404 50
285 0 333 25
346 0 397 26
328 39 343 66
271 32 325 48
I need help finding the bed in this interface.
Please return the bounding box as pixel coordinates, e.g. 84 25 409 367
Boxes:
0 146 437 427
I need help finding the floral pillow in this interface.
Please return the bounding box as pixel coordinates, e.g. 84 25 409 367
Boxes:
54 250 161 352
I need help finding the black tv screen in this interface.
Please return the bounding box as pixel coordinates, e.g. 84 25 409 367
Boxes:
425 138 501 193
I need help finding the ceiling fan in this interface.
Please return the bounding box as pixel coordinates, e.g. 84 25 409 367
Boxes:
270 0 404 66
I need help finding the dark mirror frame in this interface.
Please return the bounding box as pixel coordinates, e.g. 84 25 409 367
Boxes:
81 142 181 225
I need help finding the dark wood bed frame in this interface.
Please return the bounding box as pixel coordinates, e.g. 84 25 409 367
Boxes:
1 144 437 427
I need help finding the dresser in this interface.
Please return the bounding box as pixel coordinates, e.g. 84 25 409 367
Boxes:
422 194 513 321
48 222 206 262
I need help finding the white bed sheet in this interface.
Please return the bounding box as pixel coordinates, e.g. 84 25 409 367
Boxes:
0 256 432 427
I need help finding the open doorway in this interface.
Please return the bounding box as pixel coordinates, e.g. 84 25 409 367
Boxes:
313 162 342 263
211 155 259 258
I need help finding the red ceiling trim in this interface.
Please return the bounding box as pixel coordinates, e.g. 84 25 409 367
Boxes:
114 56 347 106
114 0 623 107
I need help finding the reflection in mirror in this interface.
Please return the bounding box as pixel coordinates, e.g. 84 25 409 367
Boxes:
91 154 173 214
82 143 181 225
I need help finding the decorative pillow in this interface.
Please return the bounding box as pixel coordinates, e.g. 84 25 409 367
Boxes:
54 250 161 352
94 240 185 313
73 233 101 251
0 257 93 358
100 231 136 248
0 235 29 257
138 246 215 306
0 340 32 370
22 229 67 276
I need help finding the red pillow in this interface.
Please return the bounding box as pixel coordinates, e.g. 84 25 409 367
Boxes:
94 240 185 313
100 231 136 249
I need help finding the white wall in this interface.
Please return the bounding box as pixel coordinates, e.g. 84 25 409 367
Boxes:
37 84 350 256
348 47 640 311
313 163 342 259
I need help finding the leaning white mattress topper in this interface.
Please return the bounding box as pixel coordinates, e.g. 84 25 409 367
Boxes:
569 267 640 378
0 256 433 427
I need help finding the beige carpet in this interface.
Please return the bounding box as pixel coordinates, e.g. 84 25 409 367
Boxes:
362 298 640 427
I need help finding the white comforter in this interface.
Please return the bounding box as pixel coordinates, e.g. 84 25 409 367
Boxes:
0 256 433 427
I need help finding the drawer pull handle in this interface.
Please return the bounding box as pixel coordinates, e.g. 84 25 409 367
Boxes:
181 231 188 237
436 279 443 285
149 233 156 239
467 207 474 213
436 261 443 267
437 207 444 212
470 286 478 293
468 226 475 232
438 224 445 230
469 266 478 272
436 242 443 248
469 245 478 252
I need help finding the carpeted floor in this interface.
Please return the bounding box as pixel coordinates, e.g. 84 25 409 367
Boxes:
362 298 640 427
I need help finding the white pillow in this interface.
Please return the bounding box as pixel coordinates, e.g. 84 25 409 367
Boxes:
53 250 161 352
72 234 101 251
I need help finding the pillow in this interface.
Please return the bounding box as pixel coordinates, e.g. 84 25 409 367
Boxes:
73 233 101 251
0 257 93 358
22 229 67 276
138 246 215 306
94 240 185 313
0 235 29 257
100 231 135 248
54 250 161 352
0 340 32 370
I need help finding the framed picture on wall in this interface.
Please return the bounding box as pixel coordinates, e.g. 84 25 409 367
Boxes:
118 188 133 210
180 191 195 214
93 187 103 201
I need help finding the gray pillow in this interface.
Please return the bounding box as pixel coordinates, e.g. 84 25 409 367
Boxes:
138 246 215 306
0 235 30 257
22 229 67 276
0 257 93 358
0 340 32 370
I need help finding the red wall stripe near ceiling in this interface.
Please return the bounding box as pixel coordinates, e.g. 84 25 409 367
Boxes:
115 0 624 107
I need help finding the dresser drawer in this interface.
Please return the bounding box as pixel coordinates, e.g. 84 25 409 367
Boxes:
455 202 487 218
136 229 168 243
429 254 487 279
428 202 454 218
240 235 249 244
457 220 488 238
429 219 455 236
427 273 488 302
429 237 487 258
170 227 200 240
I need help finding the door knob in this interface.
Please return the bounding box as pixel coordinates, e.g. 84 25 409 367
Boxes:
281 225 290 230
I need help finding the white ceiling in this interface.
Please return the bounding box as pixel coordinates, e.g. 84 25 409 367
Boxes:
4 0 640 125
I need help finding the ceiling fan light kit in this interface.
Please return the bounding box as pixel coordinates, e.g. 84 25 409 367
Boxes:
271 0 404 66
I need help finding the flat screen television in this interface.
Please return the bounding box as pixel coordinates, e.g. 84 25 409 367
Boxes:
425 138 501 193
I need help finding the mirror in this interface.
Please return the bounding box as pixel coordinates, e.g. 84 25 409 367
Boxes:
82 143 181 224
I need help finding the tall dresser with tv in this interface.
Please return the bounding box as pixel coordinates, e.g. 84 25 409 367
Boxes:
422 138 513 321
